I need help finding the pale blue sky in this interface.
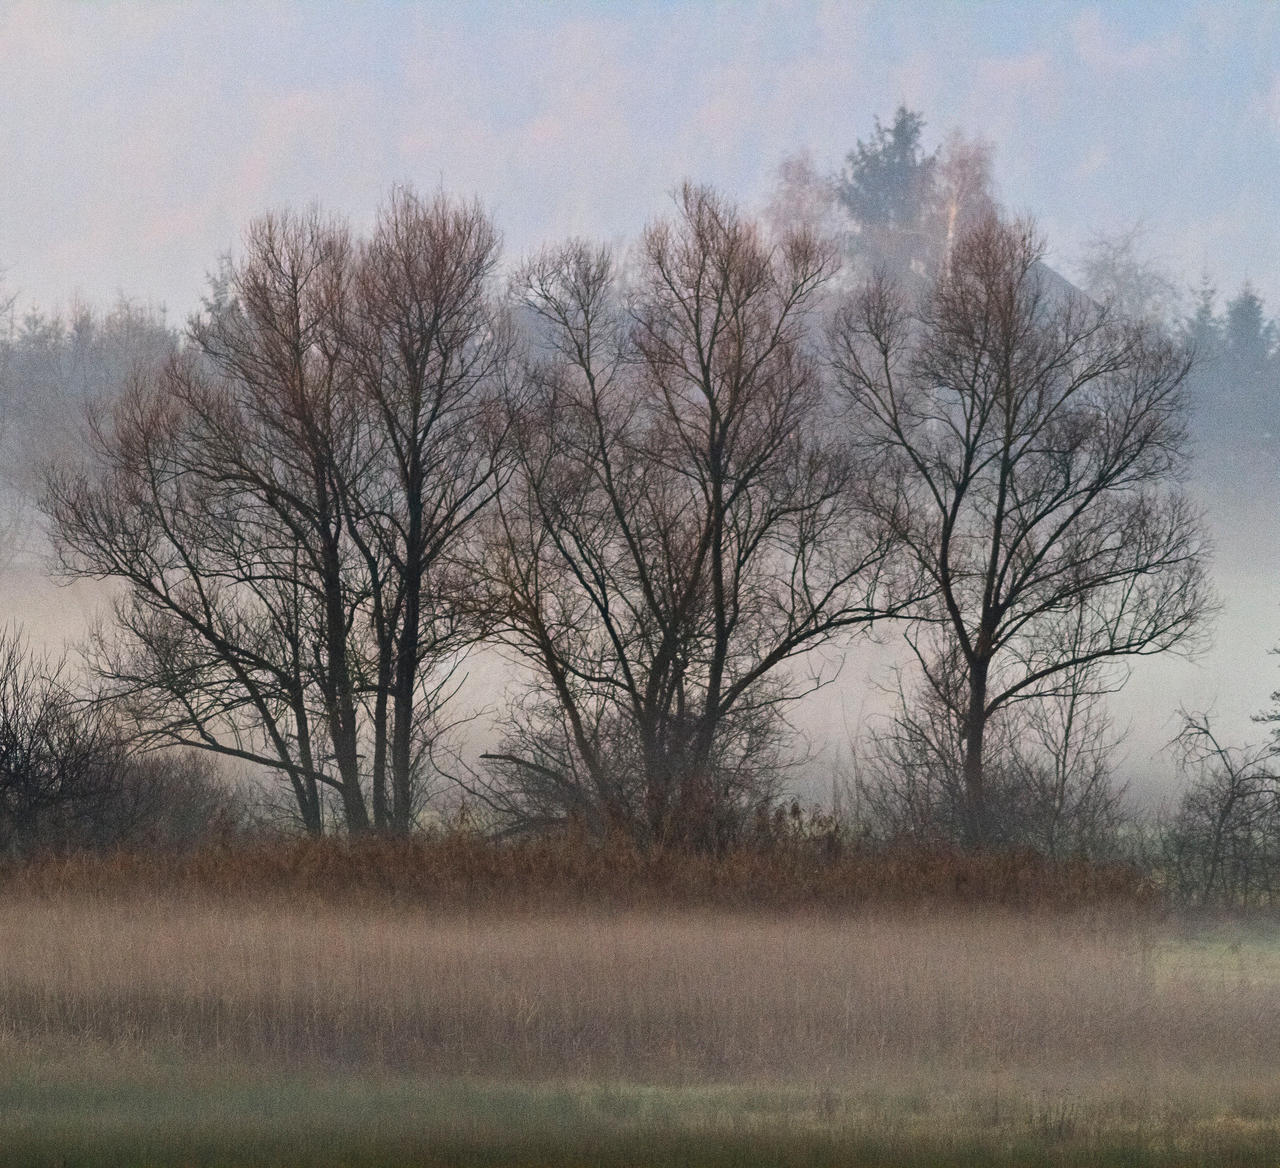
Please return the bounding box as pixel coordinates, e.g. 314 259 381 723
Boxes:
0 0 1276 321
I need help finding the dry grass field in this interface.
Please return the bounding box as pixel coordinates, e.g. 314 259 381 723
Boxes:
1 839 1278 1165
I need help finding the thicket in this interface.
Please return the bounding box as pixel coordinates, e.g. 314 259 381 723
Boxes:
0 824 1152 912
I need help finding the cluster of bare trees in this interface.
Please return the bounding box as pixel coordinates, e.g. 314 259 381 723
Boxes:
1150 710 1280 907
0 627 129 853
856 671 1127 859
36 182 1209 850
46 191 510 835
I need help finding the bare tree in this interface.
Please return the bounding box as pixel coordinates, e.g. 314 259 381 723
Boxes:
476 185 903 848
1078 225 1183 329
856 652 1124 858
44 223 362 832
933 131 998 270
186 210 373 829
0 626 146 854
45 192 508 835
832 213 1210 848
855 670 974 845
1008 663 1126 859
1165 712 1280 905
764 151 844 244
347 188 511 831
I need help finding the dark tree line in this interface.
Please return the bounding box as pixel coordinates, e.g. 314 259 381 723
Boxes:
1071 201 1280 896
1182 279 1280 454
0 296 175 565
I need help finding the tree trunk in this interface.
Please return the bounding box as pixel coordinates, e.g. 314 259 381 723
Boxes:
293 701 325 836
390 585 420 833
313 475 370 834
371 677 389 831
962 663 989 849
322 566 370 833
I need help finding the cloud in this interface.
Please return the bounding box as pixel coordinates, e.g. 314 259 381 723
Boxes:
1263 74 1280 133
978 50 1054 91
1071 8 1186 75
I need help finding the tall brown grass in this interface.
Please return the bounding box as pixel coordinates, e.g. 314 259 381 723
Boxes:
0 830 1154 911
3 833 1275 1168
0 896 1265 1082
0 834 1186 1091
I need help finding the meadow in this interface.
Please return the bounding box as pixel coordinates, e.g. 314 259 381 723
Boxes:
2 838 1279 1166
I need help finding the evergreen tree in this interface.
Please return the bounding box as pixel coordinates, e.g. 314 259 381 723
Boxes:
835 106 937 232
1179 275 1227 445
1184 274 1222 359
1225 283 1273 374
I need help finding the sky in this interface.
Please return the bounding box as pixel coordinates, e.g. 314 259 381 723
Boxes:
0 0 1277 322
1 0 1278 795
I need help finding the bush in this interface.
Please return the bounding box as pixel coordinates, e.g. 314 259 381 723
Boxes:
0 628 247 855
